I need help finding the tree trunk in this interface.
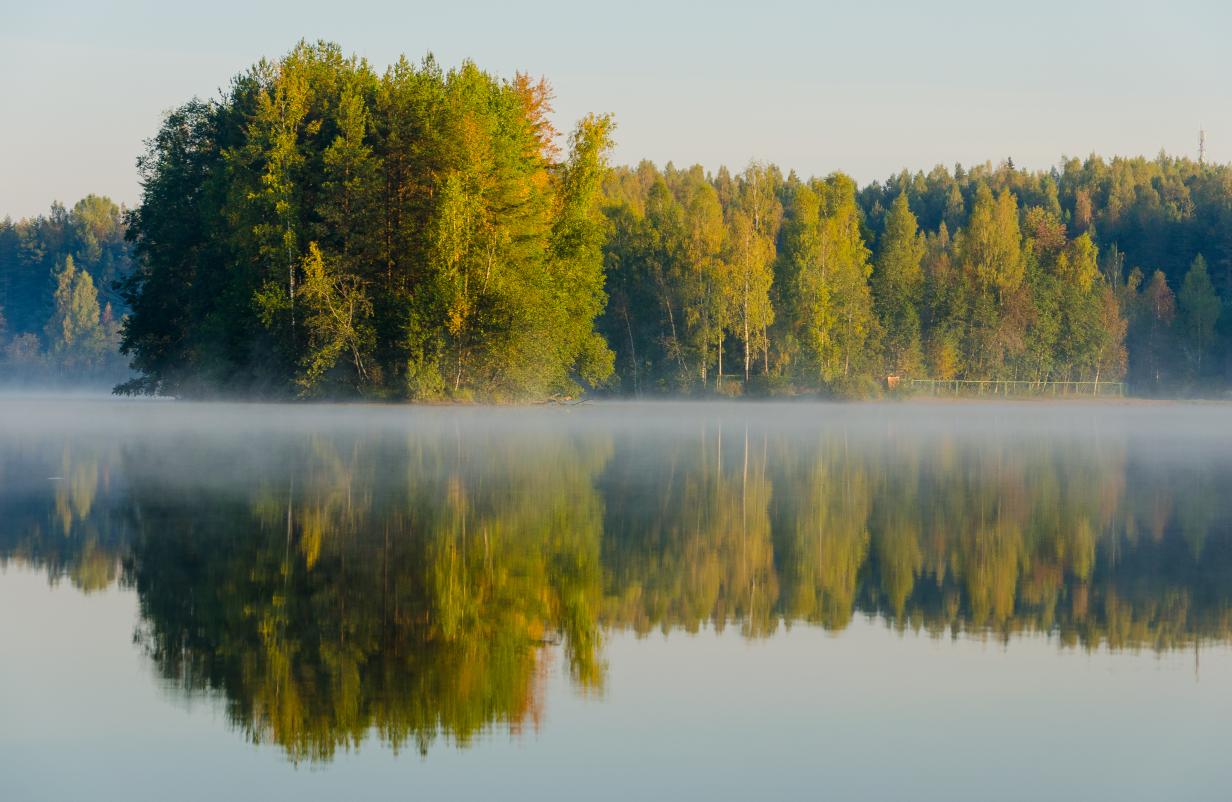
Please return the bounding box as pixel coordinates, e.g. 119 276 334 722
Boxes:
743 321 750 383
622 306 639 395
743 289 751 383
700 310 709 387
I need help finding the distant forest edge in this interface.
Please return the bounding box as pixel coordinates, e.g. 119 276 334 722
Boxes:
2 42 1231 399
0 196 129 385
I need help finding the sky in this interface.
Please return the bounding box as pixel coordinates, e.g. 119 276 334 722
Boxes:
1 0 1229 219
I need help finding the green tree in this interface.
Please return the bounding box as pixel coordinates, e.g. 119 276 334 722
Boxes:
639 178 690 383
817 175 876 386
682 179 726 387
1020 208 1064 382
961 186 1025 297
548 112 618 392
121 43 613 401
776 182 831 383
1095 283 1128 386
922 223 965 379
1141 270 1176 390
240 47 315 371
723 209 774 385
1055 234 1106 381
954 186 1026 376
46 255 105 366
776 176 877 389
872 192 925 375
1176 254 1220 380
294 242 375 395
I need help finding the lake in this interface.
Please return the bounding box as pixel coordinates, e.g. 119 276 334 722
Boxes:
1 398 1230 801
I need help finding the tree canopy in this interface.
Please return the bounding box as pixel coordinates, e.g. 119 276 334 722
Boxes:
600 153 1232 397
115 42 614 400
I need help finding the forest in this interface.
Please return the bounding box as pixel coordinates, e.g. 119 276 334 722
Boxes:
1 41 1230 398
0 196 129 383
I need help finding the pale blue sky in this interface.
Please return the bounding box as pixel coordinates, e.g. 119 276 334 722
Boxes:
2 0 1228 218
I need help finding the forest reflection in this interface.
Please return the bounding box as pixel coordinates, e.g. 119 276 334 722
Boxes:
2 413 1230 761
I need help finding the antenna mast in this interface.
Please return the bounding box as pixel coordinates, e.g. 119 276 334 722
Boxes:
1199 128 1206 165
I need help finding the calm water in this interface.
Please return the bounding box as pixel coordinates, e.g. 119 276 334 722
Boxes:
2 398 1230 801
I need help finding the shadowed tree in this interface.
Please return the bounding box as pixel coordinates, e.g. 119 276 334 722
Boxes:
1176 254 1220 381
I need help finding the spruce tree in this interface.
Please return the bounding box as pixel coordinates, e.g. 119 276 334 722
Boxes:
872 193 925 376
1177 254 1220 379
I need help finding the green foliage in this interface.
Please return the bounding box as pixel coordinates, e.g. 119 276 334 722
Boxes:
812 174 877 383
1135 269 1178 392
0 197 130 335
0 197 131 384
1176 254 1221 380
872 193 925 375
46 256 100 353
724 208 775 383
9 55 1232 397
121 43 614 401
295 242 376 395
601 160 1138 395
958 186 1025 298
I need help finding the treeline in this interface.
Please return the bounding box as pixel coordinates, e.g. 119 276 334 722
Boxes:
601 158 1230 396
0 197 130 383
9 42 1232 397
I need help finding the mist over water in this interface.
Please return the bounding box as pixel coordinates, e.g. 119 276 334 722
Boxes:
2 397 1231 800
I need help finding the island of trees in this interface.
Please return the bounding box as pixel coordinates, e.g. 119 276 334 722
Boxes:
1 41 1230 398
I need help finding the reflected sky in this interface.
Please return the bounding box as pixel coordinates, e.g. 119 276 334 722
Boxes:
1 399 1230 800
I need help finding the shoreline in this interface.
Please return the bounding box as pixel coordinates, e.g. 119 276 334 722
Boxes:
1 391 1230 408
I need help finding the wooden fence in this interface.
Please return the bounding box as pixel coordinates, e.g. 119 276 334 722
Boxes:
905 378 1126 397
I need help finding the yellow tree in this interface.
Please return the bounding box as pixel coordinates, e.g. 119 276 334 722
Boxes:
723 210 774 385
955 186 1026 377
816 174 876 384
46 255 106 367
295 242 375 395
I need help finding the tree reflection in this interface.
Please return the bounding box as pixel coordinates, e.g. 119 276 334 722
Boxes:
120 427 610 761
0 434 127 592
1 416 1231 761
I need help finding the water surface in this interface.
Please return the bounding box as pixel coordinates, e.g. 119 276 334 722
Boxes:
2 399 1230 801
